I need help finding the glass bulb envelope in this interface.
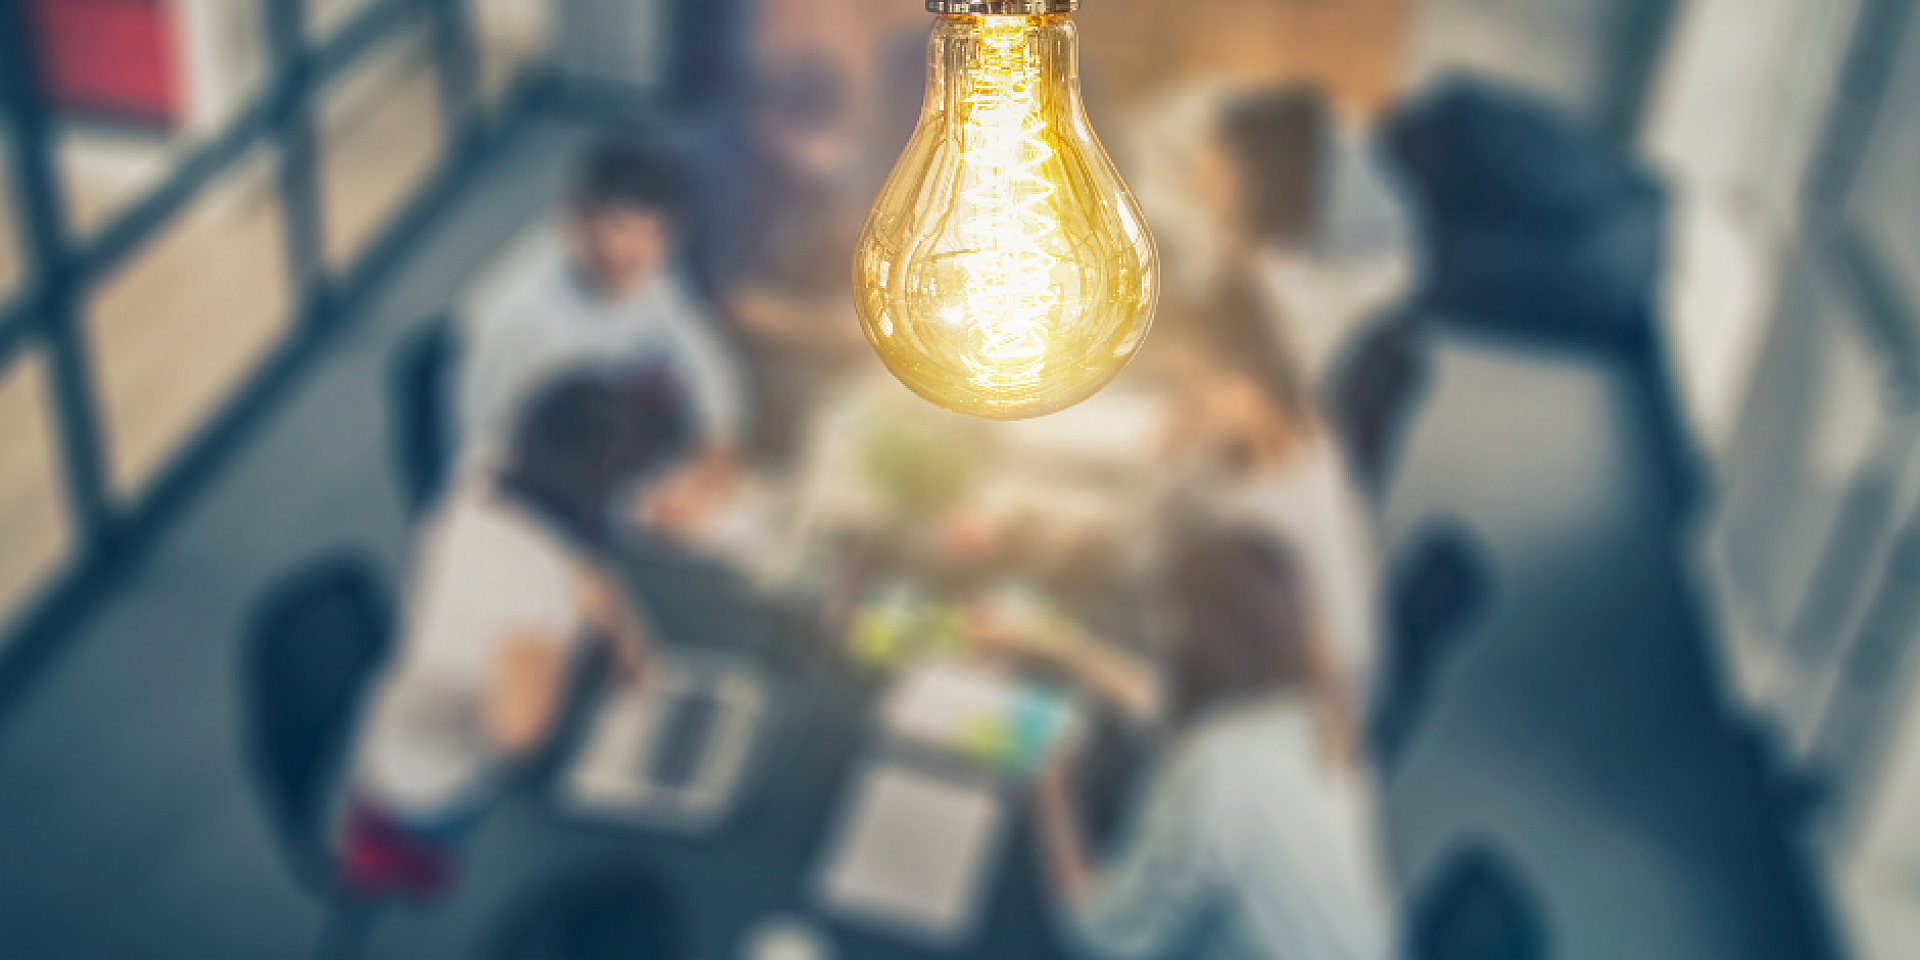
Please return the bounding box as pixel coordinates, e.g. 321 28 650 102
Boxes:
854 11 1159 420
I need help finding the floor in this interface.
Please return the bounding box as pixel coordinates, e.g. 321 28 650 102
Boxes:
0 104 1838 960
0 117 581 960
1378 332 1830 959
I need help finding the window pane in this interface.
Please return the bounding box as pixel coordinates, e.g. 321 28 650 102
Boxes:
0 349 74 633
319 29 445 270
1846 1 1920 324
308 0 384 41
43 0 271 236
471 0 554 108
86 149 292 496
0 131 23 306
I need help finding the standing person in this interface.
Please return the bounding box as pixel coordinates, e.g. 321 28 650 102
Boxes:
1157 282 1381 701
1194 85 1413 388
1029 529 1397 960
458 138 746 492
339 369 692 895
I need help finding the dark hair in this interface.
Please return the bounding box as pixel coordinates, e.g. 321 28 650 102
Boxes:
1164 527 1353 760
1218 85 1331 245
571 139 683 219
499 366 693 549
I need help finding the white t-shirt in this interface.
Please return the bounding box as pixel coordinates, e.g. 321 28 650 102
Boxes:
457 226 746 471
351 485 590 816
1072 698 1396 960
1215 440 1381 697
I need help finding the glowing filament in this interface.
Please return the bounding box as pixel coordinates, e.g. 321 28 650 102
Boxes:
957 19 1064 388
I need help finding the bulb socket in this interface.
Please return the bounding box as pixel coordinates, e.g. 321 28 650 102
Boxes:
927 0 1077 13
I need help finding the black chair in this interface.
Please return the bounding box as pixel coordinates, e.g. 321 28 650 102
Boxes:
487 862 683 960
1410 841 1548 960
1369 519 1493 773
1382 78 1666 351
391 316 461 516
239 551 395 959
1327 315 1429 500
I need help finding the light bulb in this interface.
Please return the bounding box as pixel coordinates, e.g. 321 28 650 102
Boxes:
854 0 1159 420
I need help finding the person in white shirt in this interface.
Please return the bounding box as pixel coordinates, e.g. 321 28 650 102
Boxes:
1155 280 1382 702
1194 85 1414 389
339 368 692 895
457 140 746 515
999 528 1397 960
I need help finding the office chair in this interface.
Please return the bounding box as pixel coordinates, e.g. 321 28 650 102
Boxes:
239 550 395 960
1328 315 1429 500
391 316 461 516
486 861 683 960
1410 841 1548 960
1369 519 1493 773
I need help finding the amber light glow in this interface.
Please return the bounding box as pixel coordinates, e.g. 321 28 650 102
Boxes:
854 12 1159 420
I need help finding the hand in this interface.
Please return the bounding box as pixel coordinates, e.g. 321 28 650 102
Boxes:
966 586 1057 660
636 447 740 535
579 566 652 687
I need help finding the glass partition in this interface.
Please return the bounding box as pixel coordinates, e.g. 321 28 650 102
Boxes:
471 0 553 108
0 348 74 634
0 130 22 306
84 149 292 495
318 27 445 270
308 0 386 41
47 0 269 237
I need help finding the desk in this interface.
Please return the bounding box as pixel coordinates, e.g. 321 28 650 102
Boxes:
364 541 1083 960
607 541 1076 960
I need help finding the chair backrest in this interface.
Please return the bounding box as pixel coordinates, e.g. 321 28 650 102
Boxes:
488 862 682 960
1329 316 1428 498
1383 77 1666 346
1410 841 1548 960
392 316 461 515
1370 520 1493 768
240 551 394 890
1390 521 1492 673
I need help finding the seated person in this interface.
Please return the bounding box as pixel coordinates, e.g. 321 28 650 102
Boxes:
1196 85 1413 386
689 57 870 462
338 368 693 895
1024 529 1397 960
458 138 745 495
1156 289 1381 701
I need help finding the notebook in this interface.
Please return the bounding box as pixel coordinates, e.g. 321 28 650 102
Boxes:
817 763 1004 945
562 656 766 833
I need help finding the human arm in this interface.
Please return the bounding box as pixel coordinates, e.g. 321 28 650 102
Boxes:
972 593 1162 721
1033 744 1219 960
635 443 743 537
1036 750 1095 904
575 560 654 685
485 627 571 754
727 287 867 355
482 563 653 752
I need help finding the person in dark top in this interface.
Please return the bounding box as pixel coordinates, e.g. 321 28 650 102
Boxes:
688 56 872 463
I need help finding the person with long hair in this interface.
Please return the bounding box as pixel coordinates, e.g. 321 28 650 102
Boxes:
1023 528 1396 960
1201 84 1414 386
1157 259 1382 704
338 367 693 895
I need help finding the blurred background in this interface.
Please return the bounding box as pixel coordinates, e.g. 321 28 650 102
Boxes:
0 0 1917 958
